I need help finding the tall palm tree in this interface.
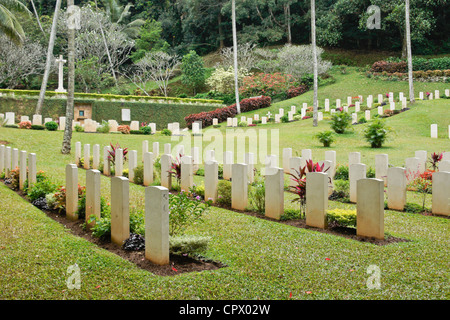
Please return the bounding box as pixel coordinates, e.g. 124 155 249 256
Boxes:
35 0 62 115
102 0 145 38
311 0 318 127
405 0 415 104
0 0 31 44
232 0 241 114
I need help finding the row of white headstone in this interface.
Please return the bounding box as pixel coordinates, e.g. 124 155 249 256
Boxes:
0 145 37 190
282 148 450 216
0 113 158 134
65 164 170 266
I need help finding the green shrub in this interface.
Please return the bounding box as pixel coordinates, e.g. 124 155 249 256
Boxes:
330 112 352 134
248 177 265 213
31 124 45 130
169 191 210 236
96 120 110 133
315 130 335 147
327 209 356 228
280 208 302 221
329 179 350 203
281 115 289 123
140 126 152 135
364 119 391 148
161 128 172 136
217 180 232 206
238 121 248 127
133 164 144 185
4 124 18 128
334 165 349 180
169 235 210 256
130 130 145 135
367 167 376 178
404 202 425 213
27 180 57 202
45 121 58 131
74 125 84 132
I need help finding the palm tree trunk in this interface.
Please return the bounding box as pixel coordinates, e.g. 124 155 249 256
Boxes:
405 0 415 104
285 3 292 44
30 0 45 35
35 0 62 115
232 0 241 114
311 0 318 127
95 0 118 87
61 0 76 155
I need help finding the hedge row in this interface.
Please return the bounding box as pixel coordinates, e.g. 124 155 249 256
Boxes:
0 89 223 105
0 96 219 130
184 96 272 129
370 57 450 73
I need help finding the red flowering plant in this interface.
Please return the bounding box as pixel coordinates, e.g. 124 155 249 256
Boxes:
407 171 432 212
52 185 86 213
19 121 32 129
239 72 296 98
287 160 330 218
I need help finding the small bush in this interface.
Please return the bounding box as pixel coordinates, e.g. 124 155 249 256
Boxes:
130 130 145 135
19 121 32 129
161 128 172 136
217 180 232 207
281 115 289 123
133 164 144 185
315 131 335 147
74 125 84 132
327 209 356 228
248 177 265 214
140 126 152 135
169 235 210 255
364 119 391 148
238 121 248 127
27 179 57 202
30 124 45 130
96 120 110 133
118 125 131 134
280 208 302 221
330 112 352 134
45 121 58 131
334 165 349 180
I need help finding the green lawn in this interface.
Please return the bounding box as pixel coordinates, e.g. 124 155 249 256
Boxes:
0 69 449 300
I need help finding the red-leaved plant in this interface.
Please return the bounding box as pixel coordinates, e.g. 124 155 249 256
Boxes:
429 152 443 171
287 160 330 217
169 153 183 187
107 143 128 167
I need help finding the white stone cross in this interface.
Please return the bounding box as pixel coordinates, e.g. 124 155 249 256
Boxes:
55 55 67 93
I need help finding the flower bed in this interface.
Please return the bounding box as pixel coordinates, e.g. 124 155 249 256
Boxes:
184 96 272 129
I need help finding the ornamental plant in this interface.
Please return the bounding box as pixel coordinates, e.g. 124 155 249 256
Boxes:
330 112 352 134
168 190 211 236
429 152 443 171
169 154 183 187
363 119 391 148
315 131 335 147
408 174 432 212
239 72 296 98
45 121 58 131
288 160 330 217
327 209 357 228
118 125 130 134
107 142 128 167
19 121 32 129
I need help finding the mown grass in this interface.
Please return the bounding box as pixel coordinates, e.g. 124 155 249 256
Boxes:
0 69 449 300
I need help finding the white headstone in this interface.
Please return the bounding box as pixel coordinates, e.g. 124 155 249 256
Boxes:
356 178 384 239
387 167 407 211
231 163 248 211
265 167 284 220
432 172 450 216
349 163 366 203
431 124 438 138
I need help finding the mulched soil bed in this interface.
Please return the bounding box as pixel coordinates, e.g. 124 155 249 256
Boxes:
216 203 410 246
1 181 225 276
